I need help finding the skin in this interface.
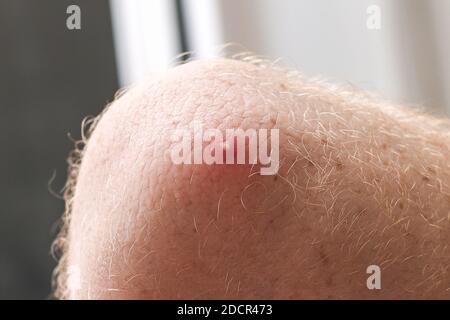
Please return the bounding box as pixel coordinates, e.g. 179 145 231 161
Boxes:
57 58 450 299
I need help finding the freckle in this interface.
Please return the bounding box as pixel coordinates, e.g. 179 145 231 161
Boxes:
336 163 344 170
319 246 329 265
280 83 287 90
426 167 436 174
422 176 430 182
274 175 278 181
381 143 388 150
398 202 404 210
321 138 328 145
270 114 277 126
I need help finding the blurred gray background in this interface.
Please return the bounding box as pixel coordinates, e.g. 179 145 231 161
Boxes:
217 0 450 114
0 0 118 299
1 0 448 299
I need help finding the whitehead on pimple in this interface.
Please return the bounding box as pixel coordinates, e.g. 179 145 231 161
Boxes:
170 120 279 175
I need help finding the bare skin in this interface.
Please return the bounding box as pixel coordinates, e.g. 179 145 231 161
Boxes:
56 58 450 299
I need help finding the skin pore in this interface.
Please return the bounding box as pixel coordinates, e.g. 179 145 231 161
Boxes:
54 58 450 299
